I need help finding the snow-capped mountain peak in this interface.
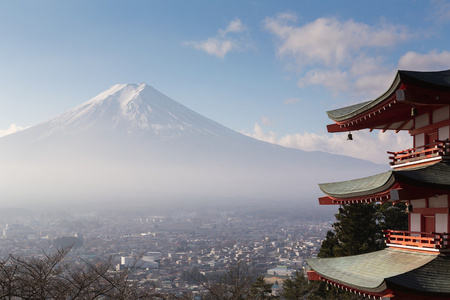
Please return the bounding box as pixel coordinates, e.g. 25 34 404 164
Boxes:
31 83 233 139
0 83 387 209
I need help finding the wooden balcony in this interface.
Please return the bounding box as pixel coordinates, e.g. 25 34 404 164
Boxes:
388 139 450 167
383 229 449 252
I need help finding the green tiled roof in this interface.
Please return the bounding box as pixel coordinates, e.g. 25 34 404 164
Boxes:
327 69 450 122
386 254 450 297
319 161 450 198
306 248 438 293
319 171 394 198
394 161 450 189
326 100 373 121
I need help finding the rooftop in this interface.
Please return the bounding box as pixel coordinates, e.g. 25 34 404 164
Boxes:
326 69 450 133
307 248 450 297
318 161 450 205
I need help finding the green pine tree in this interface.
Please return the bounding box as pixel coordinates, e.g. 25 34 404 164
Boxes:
333 203 383 256
318 203 384 258
317 231 339 258
249 276 276 299
376 202 408 231
281 271 310 300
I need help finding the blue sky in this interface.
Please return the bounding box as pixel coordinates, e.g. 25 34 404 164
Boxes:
1 0 450 163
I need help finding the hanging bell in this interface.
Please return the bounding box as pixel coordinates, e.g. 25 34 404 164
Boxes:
406 204 413 213
411 106 418 117
347 132 353 141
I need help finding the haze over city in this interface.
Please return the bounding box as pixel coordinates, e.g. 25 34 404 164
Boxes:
0 83 386 209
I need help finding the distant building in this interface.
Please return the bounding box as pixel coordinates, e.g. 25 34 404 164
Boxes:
119 256 158 270
146 251 161 261
3 223 35 239
53 235 83 249
267 265 293 277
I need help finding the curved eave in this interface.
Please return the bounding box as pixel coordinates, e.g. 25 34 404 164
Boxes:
327 73 402 122
306 248 437 294
327 117 414 133
319 171 394 199
319 191 392 205
326 69 450 133
385 254 450 297
393 160 450 190
318 161 450 204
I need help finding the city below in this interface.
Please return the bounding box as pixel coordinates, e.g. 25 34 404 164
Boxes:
0 204 333 297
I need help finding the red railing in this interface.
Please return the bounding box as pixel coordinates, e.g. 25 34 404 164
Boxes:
383 229 448 251
388 139 450 166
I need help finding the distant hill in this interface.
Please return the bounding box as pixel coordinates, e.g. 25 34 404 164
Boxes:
0 83 388 209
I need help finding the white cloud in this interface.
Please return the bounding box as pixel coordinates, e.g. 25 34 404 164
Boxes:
261 117 273 126
187 38 233 59
250 123 278 144
432 0 450 23
298 69 350 93
0 124 28 137
283 97 300 105
219 18 246 36
398 50 450 71
264 12 411 99
264 13 409 69
351 58 397 96
246 123 411 164
185 18 250 59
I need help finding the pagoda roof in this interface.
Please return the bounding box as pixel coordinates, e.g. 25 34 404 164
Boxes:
326 69 450 133
386 254 450 297
319 161 450 204
319 170 393 198
307 249 450 297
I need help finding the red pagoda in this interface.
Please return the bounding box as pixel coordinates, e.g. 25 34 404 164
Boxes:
306 69 450 300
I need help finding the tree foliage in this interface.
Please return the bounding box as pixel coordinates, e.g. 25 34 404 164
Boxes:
319 202 409 258
181 266 206 284
281 271 310 300
249 276 275 299
0 247 166 299
376 202 408 231
201 260 255 300
319 203 387 258
317 231 339 259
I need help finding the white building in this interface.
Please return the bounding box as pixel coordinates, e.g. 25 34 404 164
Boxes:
267 265 293 277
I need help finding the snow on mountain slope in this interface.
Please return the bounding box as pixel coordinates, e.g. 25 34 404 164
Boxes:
25 83 237 139
0 84 389 209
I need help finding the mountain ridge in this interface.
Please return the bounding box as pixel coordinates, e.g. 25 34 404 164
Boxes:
0 84 388 209
33 83 237 140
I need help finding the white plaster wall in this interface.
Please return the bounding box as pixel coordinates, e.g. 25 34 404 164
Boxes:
415 114 429 128
439 125 450 140
411 199 426 208
410 213 421 232
433 106 449 123
414 133 425 147
436 214 448 233
429 195 448 208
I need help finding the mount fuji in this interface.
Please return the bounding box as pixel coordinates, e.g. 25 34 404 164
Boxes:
0 83 387 209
